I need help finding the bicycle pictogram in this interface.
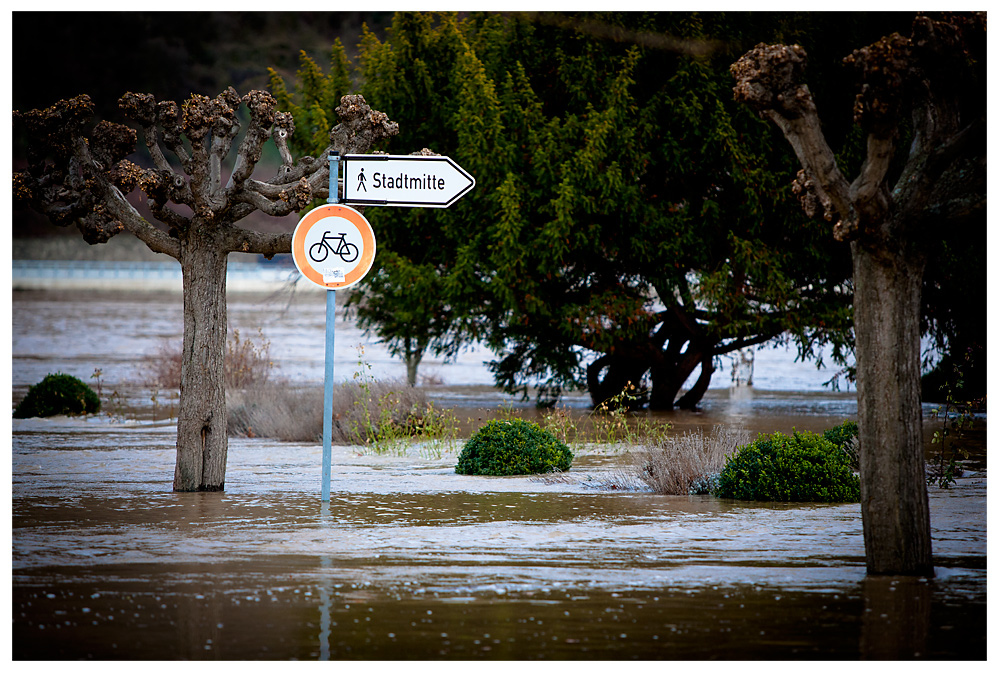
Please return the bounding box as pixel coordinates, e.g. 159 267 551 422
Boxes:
309 231 359 263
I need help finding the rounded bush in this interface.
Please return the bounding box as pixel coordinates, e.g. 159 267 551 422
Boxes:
14 373 101 419
456 419 573 476
822 420 859 449
714 430 860 502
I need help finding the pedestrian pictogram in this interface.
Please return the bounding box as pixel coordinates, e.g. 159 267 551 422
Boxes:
342 154 475 208
292 203 375 290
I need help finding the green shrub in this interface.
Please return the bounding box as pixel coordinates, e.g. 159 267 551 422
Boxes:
823 420 860 469
823 420 859 448
714 430 860 502
14 373 101 419
456 419 573 476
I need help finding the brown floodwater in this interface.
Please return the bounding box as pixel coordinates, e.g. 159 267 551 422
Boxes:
10 288 988 660
11 415 987 660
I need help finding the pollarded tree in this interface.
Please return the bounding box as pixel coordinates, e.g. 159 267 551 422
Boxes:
730 12 985 575
14 90 398 491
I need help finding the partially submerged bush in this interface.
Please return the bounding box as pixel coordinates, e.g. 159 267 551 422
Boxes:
456 419 573 476
14 373 100 418
822 420 858 449
714 430 860 502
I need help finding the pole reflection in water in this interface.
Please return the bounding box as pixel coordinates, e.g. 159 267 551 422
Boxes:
319 502 333 660
9 290 987 660
320 556 332 661
11 424 986 659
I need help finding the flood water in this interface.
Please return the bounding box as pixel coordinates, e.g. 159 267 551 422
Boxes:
10 288 989 660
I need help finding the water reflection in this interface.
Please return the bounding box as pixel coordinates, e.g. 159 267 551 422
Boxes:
9 289 987 659
319 555 333 660
11 417 987 659
860 575 932 659
12 570 985 659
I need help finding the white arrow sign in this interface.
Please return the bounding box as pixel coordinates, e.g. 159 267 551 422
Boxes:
342 154 475 208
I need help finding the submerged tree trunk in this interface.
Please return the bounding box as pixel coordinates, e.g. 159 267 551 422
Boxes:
587 352 651 409
852 239 933 575
174 226 229 492
675 350 715 410
588 339 713 411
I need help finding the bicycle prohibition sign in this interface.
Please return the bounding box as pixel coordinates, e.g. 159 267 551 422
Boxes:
309 231 359 263
292 203 376 291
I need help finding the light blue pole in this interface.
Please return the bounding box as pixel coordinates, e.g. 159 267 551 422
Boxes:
321 289 335 502
322 151 340 502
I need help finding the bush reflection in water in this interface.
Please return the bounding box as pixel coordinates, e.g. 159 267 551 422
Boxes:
11 290 986 659
12 418 986 660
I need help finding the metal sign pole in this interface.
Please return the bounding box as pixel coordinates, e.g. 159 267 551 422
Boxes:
322 288 334 502
321 152 340 503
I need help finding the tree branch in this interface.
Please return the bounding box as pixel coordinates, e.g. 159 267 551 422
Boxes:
227 90 278 191
156 99 191 167
732 44 856 239
849 133 894 225
220 226 293 258
72 137 180 258
119 92 175 173
226 93 399 225
713 330 782 357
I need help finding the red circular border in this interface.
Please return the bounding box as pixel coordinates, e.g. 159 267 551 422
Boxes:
292 204 376 290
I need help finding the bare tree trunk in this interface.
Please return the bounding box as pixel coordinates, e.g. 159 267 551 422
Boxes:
852 239 933 575
403 336 423 387
174 226 229 492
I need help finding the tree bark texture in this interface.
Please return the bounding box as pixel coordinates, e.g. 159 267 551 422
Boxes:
852 240 933 575
15 91 399 492
730 13 985 575
174 226 229 491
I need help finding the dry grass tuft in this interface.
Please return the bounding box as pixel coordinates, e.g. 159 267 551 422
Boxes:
141 328 274 390
227 385 324 442
637 425 750 495
226 379 459 450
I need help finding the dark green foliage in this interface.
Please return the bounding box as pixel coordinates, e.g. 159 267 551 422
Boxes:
714 430 860 502
456 419 573 476
271 12 861 410
276 12 979 413
823 420 859 469
822 420 858 449
14 373 101 418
